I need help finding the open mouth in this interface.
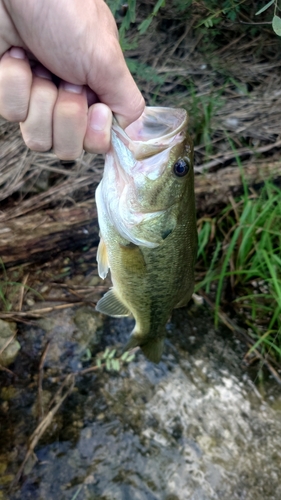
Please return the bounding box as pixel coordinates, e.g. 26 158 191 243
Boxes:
124 107 188 143
112 107 188 162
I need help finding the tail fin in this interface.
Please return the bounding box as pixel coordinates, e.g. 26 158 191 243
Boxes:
124 335 164 364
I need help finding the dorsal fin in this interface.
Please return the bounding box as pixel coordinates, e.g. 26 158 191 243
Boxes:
96 236 109 279
96 289 130 317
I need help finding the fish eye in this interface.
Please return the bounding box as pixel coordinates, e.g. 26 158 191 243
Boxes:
173 158 190 177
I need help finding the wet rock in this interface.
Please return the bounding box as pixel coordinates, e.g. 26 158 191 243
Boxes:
37 317 56 333
36 307 103 369
73 306 103 348
2 309 281 500
0 319 20 366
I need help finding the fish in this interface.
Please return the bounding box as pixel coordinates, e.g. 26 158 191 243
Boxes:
95 106 197 363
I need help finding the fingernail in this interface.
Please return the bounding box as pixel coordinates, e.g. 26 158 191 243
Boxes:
10 47 26 59
90 104 110 131
63 82 83 94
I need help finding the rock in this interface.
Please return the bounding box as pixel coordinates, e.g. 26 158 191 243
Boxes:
73 307 103 345
0 319 20 367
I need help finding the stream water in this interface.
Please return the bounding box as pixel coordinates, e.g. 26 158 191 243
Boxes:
1 301 281 500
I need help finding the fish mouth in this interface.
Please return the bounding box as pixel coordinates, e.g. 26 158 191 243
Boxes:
124 107 188 143
113 107 188 161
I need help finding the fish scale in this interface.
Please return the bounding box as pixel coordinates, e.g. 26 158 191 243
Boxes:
95 107 197 362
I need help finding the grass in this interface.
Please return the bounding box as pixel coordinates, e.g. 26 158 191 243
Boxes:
0 260 42 312
195 177 281 362
0 260 20 311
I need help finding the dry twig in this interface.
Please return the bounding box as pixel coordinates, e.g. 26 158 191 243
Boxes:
0 302 87 321
17 273 29 312
37 341 51 421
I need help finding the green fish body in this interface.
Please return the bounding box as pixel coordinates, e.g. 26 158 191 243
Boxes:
95 107 197 362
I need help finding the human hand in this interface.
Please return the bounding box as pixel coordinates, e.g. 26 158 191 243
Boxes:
0 0 145 159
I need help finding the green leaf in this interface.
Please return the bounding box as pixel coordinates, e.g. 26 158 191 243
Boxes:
126 58 164 84
204 17 213 28
126 354 135 363
112 359 120 371
138 17 153 35
138 0 165 34
102 347 110 359
272 15 281 36
108 349 116 359
153 0 166 13
81 348 92 362
255 0 275 16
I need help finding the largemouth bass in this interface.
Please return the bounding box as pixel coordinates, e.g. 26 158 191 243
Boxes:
95 107 197 363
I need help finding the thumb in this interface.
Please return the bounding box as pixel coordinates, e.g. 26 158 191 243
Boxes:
87 35 145 129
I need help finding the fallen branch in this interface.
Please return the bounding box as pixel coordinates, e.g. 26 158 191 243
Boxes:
0 302 88 321
195 139 281 173
0 204 99 266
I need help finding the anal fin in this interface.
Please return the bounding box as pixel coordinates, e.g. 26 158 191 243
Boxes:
96 289 130 318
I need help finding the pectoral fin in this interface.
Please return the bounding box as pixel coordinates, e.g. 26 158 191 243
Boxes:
96 289 130 317
97 236 109 279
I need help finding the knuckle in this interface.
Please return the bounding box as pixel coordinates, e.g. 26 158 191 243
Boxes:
33 83 57 107
0 107 26 122
53 148 82 161
24 136 51 152
56 100 86 121
21 125 52 152
0 94 29 122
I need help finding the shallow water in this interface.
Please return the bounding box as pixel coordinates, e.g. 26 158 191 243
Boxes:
1 303 281 500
